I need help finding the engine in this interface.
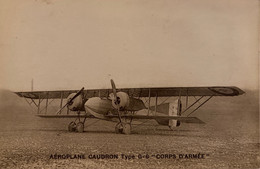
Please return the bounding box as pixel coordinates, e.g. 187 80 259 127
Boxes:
67 93 83 111
110 92 130 110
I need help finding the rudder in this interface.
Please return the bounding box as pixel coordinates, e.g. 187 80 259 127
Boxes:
168 99 182 129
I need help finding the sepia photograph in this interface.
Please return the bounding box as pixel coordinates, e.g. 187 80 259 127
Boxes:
0 0 259 168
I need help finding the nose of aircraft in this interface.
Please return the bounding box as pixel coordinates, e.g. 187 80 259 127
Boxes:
85 97 100 109
85 97 113 115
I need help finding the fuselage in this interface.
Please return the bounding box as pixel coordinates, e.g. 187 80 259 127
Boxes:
84 97 146 119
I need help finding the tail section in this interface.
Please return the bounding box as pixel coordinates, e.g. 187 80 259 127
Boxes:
151 99 182 129
168 99 182 129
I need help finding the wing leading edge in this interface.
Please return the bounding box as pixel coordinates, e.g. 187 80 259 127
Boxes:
15 86 244 99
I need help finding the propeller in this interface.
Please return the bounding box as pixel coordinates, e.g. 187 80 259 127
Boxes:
56 87 84 114
110 79 122 123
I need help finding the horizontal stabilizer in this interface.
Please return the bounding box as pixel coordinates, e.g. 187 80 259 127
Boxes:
106 115 205 124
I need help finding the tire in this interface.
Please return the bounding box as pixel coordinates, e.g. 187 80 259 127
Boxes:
122 123 131 135
68 122 76 132
115 122 123 134
76 122 84 133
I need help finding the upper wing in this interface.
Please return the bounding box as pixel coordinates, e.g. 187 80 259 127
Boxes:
15 86 244 99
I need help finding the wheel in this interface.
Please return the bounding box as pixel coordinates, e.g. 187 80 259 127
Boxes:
122 123 131 135
115 122 123 134
68 122 76 132
76 122 84 133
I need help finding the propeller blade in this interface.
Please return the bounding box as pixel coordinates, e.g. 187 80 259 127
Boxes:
110 79 122 123
69 87 84 102
55 104 68 115
110 79 117 99
56 87 84 114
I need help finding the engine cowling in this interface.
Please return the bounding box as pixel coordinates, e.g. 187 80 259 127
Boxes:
110 92 130 110
67 93 83 111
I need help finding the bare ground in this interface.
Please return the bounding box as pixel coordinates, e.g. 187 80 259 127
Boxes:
0 89 259 168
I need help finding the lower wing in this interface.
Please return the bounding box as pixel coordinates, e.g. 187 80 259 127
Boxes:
36 114 204 124
106 115 205 124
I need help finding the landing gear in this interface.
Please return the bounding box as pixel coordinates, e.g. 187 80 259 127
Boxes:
122 123 131 135
115 122 131 135
68 121 85 132
76 122 84 133
68 122 76 132
68 111 87 133
115 123 123 134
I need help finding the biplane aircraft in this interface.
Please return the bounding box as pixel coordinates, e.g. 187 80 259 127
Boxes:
15 79 244 134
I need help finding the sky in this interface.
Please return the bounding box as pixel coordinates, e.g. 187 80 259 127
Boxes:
0 0 259 91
